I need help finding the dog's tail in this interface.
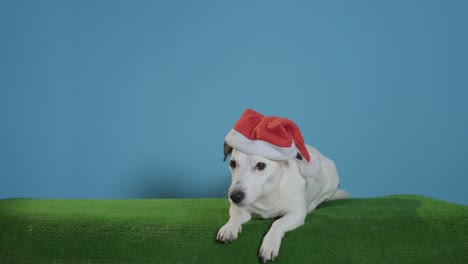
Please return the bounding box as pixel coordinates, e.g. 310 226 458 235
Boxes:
329 189 350 200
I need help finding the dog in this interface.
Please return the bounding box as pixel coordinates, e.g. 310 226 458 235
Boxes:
217 143 348 262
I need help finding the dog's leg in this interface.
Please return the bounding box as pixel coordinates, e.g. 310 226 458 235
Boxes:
259 210 306 262
216 204 251 243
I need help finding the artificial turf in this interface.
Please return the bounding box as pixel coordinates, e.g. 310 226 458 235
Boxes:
0 195 467 263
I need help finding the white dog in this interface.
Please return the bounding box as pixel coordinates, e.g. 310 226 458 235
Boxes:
217 144 348 262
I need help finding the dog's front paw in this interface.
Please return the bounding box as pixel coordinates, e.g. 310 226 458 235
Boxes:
259 233 281 262
216 223 241 243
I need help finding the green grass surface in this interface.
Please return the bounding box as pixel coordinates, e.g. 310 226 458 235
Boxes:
1 195 467 263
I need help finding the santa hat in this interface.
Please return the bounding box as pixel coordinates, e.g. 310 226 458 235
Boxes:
224 109 311 162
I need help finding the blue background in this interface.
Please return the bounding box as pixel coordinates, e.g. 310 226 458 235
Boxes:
1 0 467 204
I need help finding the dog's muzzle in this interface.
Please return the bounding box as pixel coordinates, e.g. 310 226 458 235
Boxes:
229 191 245 204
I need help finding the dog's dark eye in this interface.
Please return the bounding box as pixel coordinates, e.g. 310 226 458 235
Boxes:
256 162 266 171
230 160 237 168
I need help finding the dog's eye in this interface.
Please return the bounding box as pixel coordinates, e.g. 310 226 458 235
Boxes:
256 162 266 171
230 160 237 168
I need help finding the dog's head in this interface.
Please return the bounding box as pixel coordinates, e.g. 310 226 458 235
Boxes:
223 143 284 206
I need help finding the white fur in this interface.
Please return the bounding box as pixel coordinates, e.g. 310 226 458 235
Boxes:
216 145 348 262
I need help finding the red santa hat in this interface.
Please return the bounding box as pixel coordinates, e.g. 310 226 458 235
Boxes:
225 109 311 162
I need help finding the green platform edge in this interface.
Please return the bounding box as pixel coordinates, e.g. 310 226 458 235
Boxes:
1 195 467 263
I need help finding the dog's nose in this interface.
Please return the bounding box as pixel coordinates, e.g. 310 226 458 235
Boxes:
229 191 245 204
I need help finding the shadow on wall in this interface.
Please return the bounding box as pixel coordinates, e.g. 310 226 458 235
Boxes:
127 166 230 199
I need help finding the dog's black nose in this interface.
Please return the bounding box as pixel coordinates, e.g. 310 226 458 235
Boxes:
229 191 245 204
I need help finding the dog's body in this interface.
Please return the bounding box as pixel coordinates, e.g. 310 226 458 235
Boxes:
217 144 348 262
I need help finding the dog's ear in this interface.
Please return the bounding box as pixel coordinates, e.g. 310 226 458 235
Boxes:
223 142 233 162
296 152 303 160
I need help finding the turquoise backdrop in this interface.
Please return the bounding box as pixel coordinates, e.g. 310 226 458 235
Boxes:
1 0 467 204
